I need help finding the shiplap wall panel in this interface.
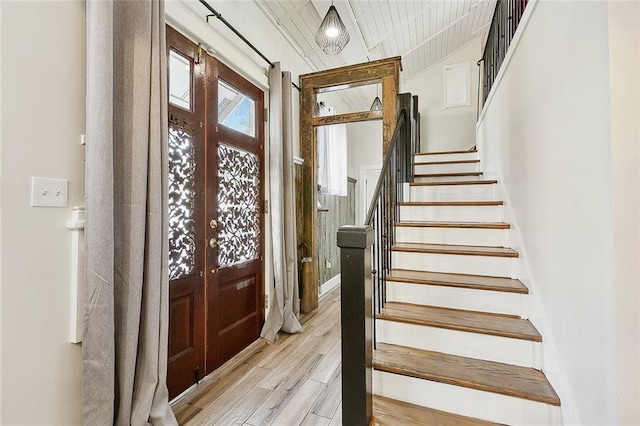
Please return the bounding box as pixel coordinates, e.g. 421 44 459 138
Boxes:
316 180 356 285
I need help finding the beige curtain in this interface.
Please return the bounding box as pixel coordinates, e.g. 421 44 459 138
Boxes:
84 0 177 424
261 63 304 341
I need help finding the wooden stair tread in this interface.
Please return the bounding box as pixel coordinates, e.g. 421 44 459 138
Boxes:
388 269 527 293
396 221 510 229
379 302 541 341
414 159 480 166
392 242 519 258
371 395 501 426
374 343 561 406
411 179 497 186
400 201 503 206
415 172 483 178
416 149 477 155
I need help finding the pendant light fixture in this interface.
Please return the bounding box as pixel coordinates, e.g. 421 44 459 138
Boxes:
370 85 382 111
369 96 382 111
315 1 350 55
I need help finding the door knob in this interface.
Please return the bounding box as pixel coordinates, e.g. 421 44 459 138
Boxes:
209 238 218 248
209 219 217 229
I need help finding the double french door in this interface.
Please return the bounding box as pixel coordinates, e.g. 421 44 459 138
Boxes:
166 26 265 399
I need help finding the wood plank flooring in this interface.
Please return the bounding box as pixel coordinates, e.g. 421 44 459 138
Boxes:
171 287 342 426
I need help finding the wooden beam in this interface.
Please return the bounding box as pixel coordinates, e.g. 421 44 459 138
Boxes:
300 57 402 91
312 110 382 127
300 82 317 314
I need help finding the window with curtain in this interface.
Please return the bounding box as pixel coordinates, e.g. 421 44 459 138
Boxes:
316 102 348 196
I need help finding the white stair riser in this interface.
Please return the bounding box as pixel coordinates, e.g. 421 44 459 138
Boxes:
400 205 503 223
392 252 517 277
410 184 497 202
414 162 480 174
376 320 541 369
386 281 526 317
396 226 507 246
414 175 482 183
373 371 562 425
415 152 478 162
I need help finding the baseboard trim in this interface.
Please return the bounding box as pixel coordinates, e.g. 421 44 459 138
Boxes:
319 274 341 296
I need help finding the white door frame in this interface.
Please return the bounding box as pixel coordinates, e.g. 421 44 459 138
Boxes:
359 164 383 225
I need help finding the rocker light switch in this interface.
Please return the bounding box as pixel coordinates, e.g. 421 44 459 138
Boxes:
31 177 68 207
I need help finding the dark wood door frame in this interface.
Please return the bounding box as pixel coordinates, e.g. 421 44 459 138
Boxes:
298 57 402 313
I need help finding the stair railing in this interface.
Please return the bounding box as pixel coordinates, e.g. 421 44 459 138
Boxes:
337 93 418 426
480 0 529 104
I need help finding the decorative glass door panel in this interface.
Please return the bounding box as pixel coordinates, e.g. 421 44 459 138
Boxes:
217 144 261 268
168 119 197 281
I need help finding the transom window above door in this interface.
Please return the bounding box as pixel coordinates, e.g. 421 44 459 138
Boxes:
169 50 192 110
218 80 256 137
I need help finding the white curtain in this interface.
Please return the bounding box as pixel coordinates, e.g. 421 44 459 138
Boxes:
84 0 177 424
317 104 348 196
261 63 304 341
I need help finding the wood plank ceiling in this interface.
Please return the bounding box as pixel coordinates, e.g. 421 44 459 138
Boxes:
256 0 496 111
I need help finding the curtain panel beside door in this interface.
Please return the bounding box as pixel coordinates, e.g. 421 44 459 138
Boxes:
84 0 176 424
261 63 303 341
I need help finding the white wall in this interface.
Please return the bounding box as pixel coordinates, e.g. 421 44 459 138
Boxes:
1 1 85 424
608 2 640 424
402 39 481 153
477 1 638 424
347 121 383 225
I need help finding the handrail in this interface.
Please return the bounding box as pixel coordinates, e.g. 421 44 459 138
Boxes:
365 93 417 319
365 110 407 224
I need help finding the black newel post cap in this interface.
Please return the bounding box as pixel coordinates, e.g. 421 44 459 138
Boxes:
337 225 374 249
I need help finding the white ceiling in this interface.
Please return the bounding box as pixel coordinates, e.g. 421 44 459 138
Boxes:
255 0 496 110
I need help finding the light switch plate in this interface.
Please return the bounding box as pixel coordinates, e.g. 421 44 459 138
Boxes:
31 177 68 207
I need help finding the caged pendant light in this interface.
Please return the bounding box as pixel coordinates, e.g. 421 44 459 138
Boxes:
370 84 382 111
315 1 350 55
369 96 382 111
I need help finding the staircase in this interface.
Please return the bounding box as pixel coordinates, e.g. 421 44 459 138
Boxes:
370 149 562 425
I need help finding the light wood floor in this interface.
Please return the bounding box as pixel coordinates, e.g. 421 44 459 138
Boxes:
171 286 342 426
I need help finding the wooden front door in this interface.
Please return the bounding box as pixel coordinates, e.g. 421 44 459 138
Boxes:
166 27 265 399
204 59 265 374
